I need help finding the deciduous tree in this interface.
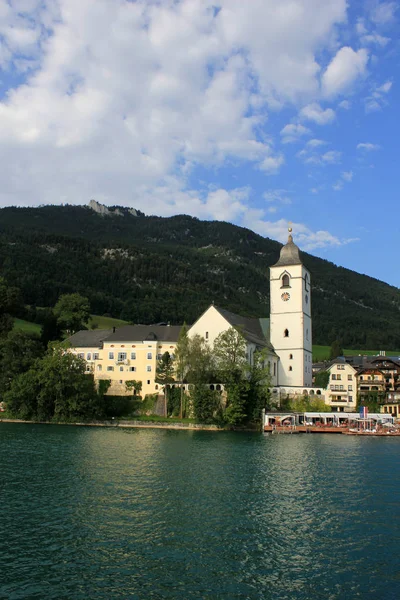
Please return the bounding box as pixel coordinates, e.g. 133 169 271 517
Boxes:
54 293 91 334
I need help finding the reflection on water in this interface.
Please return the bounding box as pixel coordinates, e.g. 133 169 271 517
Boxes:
1 424 400 599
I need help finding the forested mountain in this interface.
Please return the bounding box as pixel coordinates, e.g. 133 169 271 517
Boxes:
0 203 399 348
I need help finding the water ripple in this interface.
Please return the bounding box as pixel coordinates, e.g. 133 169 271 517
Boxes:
1 425 400 599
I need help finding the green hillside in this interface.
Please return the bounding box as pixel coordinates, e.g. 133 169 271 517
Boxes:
1 203 400 348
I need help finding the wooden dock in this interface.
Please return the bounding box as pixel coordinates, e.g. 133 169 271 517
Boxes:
264 426 400 436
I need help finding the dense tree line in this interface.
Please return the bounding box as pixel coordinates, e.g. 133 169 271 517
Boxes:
0 204 400 348
0 279 106 421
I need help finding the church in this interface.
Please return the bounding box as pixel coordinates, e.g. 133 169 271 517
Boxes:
68 229 314 396
190 228 313 390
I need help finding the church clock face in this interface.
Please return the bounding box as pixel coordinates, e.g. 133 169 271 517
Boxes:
281 292 290 302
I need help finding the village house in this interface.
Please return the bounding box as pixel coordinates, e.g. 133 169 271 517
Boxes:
325 359 357 412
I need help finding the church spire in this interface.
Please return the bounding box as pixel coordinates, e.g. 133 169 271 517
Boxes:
272 226 302 267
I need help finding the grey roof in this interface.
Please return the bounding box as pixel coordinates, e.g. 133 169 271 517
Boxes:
104 324 182 343
370 356 400 368
215 307 277 354
67 329 113 348
272 234 302 267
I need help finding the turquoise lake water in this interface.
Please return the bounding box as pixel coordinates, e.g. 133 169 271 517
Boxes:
1 423 399 599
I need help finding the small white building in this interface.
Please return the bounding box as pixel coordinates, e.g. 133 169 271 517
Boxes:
325 359 357 411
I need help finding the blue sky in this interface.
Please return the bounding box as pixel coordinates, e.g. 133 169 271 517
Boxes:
0 0 399 287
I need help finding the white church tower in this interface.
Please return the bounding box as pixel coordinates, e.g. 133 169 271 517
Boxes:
269 228 313 388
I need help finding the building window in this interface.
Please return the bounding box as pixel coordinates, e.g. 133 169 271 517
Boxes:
118 352 127 362
281 274 290 288
155 384 159 390
349 396 353 401
147 366 152 372
332 374 336 380
284 329 289 338
109 352 114 360
147 380 150 385
131 352 136 360
107 366 114 371
348 385 353 391
336 374 341 380
78 353 84 359
348 374 352 380
157 353 162 360
129 367 136 372
86 353 91 360
273 363 276 376
93 353 99 360
306 329 309 341
289 354 293 360
147 352 152 359
289 366 293 371
205 332 209 340
305 273 309 292
120 366 124 372
97 365 102 371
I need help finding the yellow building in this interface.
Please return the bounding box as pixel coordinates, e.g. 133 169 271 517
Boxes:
68 325 181 396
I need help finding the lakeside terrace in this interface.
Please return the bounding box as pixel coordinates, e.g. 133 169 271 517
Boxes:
263 411 395 434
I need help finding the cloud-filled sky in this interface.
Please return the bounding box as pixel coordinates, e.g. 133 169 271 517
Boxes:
0 0 399 286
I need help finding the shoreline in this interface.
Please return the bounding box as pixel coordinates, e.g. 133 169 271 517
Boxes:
0 417 250 432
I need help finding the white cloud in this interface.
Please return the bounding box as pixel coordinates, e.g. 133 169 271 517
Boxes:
322 46 369 97
364 79 393 112
240 216 357 251
302 152 341 166
0 0 348 211
370 2 397 24
333 169 353 191
357 142 381 151
321 150 342 164
338 100 351 109
280 123 311 144
361 33 390 46
263 189 292 205
300 103 336 125
306 138 327 147
259 154 285 174
377 80 393 93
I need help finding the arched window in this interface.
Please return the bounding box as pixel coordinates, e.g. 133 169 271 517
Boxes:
281 274 290 288
284 329 289 338
289 366 293 371
305 273 309 292
289 353 293 359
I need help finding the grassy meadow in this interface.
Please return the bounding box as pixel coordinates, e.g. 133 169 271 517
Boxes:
13 314 129 337
312 345 400 361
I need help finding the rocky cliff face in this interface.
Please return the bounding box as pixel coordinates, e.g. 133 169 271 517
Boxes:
88 199 138 217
